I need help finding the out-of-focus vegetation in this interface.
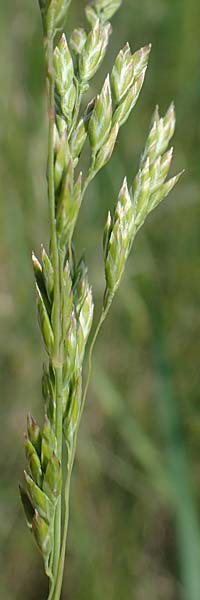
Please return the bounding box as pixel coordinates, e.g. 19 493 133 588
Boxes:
1 1 200 598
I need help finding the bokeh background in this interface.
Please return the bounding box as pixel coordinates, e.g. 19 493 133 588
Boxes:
1 1 200 598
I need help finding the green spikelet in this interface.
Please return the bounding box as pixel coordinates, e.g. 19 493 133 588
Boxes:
41 416 57 472
79 20 110 82
70 28 87 55
104 178 134 306
61 260 73 341
24 471 54 523
25 437 43 487
56 167 82 247
27 414 41 456
43 454 62 502
41 246 54 302
92 123 119 176
93 0 122 23
63 373 82 445
63 311 77 385
54 34 76 124
19 485 35 528
36 285 54 356
88 75 112 154
70 118 87 161
113 70 147 127
132 105 183 227
32 510 52 562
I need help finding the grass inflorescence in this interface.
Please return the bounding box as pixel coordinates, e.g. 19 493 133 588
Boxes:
19 1 182 598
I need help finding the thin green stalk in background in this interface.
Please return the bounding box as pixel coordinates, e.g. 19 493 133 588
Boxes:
19 1 182 598
151 301 200 600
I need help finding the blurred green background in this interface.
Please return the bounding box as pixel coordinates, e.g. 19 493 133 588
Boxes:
1 1 200 598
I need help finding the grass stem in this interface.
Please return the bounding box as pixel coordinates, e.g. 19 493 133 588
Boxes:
46 37 63 592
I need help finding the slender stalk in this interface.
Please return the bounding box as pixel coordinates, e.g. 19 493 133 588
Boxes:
80 307 109 422
50 448 74 600
46 38 63 588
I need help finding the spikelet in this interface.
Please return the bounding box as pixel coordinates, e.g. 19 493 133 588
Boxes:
112 44 151 127
103 105 183 308
86 42 150 181
79 20 111 82
91 0 122 23
70 28 87 55
104 178 135 307
70 119 87 162
40 0 72 37
54 34 76 125
73 258 94 364
20 414 62 576
132 105 183 227
63 372 82 446
88 75 112 154
92 123 119 176
56 170 82 248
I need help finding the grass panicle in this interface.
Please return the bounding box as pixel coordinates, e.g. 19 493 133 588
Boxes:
19 1 182 598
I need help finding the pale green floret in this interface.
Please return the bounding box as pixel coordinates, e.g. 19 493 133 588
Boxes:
94 0 122 23
79 20 110 82
111 43 151 106
41 417 57 470
41 246 54 302
20 485 34 529
103 210 112 259
92 123 119 175
73 258 89 316
43 455 62 502
63 373 82 444
54 35 76 123
56 114 66 137
77 285 94 360
54 130 70 191
70 119 87 161
111 43 134 104
132 44 152 79
45 0 72 36
24 471 54 524
113 69 147 127
88 75 112 154
149 147 173 194
147 172 183 214
61 261 73 339
70 27 87 54
104 178 135 305
140 103 176 166
54 35 74 96
25 438 43 487
60 86 76 122
54 0 72 30
27 414 41 456
132 105 182 227
63 311 77 385
85 6 99 26
42 366 56 425
32 511 52 562
36 285 54 356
